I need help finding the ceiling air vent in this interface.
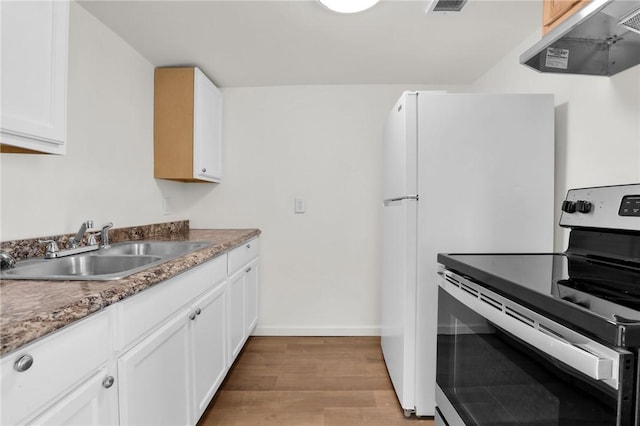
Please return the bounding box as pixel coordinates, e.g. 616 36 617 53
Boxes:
426 0 468 13
619 7 640 34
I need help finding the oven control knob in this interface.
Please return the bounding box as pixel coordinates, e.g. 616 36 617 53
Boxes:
561 200 576 213
576 200 592 213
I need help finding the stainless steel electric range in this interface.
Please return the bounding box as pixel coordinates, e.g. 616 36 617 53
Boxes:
435 184 640 425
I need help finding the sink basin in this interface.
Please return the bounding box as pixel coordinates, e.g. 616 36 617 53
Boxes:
96 241 211 257
0 255 162 281
0 241 211 281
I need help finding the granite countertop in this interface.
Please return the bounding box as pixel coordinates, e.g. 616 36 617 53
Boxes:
0 228 261 356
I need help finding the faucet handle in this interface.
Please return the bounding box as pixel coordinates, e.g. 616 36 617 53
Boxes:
38 239 60 258
87 233 98 246
0 252 16 269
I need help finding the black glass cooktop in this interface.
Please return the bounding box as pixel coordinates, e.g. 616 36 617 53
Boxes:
437 252 640 347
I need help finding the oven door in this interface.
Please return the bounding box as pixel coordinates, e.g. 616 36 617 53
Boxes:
435 270 635 426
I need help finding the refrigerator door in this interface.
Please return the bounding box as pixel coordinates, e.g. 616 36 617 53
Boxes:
381 197 417 413
382 92 417 201
381 91 419 414
414 92 555 416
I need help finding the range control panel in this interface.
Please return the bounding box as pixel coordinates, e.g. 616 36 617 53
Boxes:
559 184 640 231
619 195 640 217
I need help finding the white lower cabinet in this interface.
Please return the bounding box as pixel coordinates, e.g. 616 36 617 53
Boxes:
28 367 118 426
1 237 260 426
227 258 260 365
228 267 246 363
117 282 228 426
118 311 192 426
117 259 228 426
227 238 260 366
192 284 227 420
0 309 113 426
245 258 259 336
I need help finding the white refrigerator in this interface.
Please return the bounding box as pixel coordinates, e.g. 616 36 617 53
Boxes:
381 92 555 417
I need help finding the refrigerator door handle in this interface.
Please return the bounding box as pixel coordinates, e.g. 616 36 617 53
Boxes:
383 195 419 206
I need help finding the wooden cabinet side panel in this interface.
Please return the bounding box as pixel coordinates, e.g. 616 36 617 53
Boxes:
542 0 590 34
154 68 195 180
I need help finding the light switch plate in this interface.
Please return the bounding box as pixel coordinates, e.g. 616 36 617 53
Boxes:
162 197 171 215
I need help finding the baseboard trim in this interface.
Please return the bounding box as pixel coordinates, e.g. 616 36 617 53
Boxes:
252 326 381 336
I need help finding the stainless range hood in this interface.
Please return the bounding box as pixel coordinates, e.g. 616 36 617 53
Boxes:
520 0 640 76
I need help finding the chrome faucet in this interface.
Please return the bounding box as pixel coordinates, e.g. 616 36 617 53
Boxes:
69 220 94 248
39 220 101 259
100 222 113 249
0 252 16 269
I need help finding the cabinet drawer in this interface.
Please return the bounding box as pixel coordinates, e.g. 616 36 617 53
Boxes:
117 254 227 351
0 309 110 425
228 238 259 274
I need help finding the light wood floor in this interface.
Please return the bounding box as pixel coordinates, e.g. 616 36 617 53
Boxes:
197 336 434 426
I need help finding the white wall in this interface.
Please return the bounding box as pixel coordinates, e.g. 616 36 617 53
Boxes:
180 85 446 335
0 2 186 241
2 4 638 336
0 2 448 336
470 31 640 250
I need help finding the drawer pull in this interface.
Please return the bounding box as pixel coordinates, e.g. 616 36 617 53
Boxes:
195 308 202 316
246 244 251 249
14 355 33 372
189 312 197 321
202 168 207 173
102 376 115 389
246 267 252 273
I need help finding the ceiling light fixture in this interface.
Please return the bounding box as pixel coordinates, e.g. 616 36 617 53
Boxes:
316 0 381 14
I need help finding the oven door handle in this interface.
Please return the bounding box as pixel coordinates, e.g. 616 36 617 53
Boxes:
440 274 616 382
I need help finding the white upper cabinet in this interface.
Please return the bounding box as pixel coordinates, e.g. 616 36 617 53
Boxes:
154 67 223 183
193 68 223 182
0 0 69 154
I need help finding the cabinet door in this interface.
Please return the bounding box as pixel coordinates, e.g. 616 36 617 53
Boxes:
193 67 222 182
191 281 227 420
27 368 117 426
118 312 191 426
0 0 68 154
1 310 110 426
227 269 246 365
245 258 259 335
542 0 586 33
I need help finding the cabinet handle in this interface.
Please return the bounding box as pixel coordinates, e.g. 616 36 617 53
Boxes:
202 168 207 173
195 308 202 316
102 376 115 389
14 354 33 372
246 244 251 249
189 312 197 320
245 266 252 273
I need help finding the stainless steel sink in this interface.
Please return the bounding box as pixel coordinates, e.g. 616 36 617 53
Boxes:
95 241 211 257
0 241 211 281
